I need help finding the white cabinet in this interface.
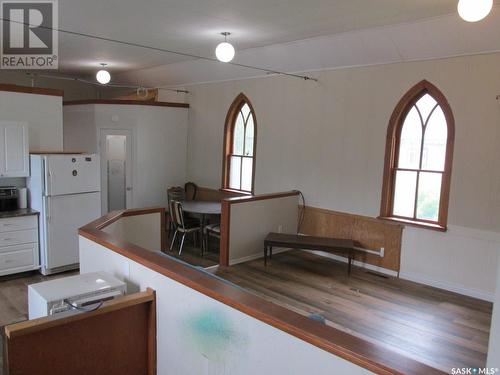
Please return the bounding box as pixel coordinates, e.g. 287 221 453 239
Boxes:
0 121 29 177
0 215 39 276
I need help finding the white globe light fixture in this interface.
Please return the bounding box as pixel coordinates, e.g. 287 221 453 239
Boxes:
96 63 111 84
215 32 235 63
458 0 493 22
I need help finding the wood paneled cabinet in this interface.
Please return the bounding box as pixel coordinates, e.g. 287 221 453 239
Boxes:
0 121 29 178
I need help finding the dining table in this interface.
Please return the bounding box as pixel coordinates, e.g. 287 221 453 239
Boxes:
180 200 221 250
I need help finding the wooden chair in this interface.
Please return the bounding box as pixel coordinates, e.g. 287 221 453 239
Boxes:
169 200 201 255
184 181 198 201
204 223 221 253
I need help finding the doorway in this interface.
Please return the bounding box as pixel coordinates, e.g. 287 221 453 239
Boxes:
100 129 133 213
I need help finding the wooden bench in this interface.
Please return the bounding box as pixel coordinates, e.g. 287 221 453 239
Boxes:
264 232 360 275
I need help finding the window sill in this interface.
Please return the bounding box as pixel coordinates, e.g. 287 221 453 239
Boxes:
219 188 252 196
377 216 447 232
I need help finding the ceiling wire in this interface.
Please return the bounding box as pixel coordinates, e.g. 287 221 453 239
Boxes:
1 18 319 82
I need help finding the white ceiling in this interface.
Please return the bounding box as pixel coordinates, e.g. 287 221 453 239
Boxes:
57 0 460 75
114 4 500 88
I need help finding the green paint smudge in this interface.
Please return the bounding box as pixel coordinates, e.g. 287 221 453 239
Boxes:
183 308 247 362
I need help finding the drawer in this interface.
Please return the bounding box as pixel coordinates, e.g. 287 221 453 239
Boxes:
0 243 39 274
0 216 37 233
0 229 38 247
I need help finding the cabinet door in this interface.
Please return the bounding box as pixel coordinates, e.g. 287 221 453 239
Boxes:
0 121 29 177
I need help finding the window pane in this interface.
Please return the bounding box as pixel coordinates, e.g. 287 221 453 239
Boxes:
229 156 241 190
398 107 422 169
241 157 253 191
416 172 442 221
393 170 417 218
416 94 437 122
240 104 250 124
421 106 447 171
233 114 245 155
244 116 254 156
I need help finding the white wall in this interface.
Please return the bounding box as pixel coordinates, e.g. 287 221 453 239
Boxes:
103 212 162 251
487 258 500 368
185 53 500 300
0 91 63 152
79 236 373 375
63 104 189 210
229 195 298 264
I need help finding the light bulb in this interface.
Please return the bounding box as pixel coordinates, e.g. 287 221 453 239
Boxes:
96 69 111 84
215 42 235 63
458 0 493 22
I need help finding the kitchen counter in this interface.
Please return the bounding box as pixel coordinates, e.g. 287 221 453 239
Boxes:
0 208 39 219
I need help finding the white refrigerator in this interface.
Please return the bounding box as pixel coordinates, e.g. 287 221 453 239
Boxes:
28 154 101 275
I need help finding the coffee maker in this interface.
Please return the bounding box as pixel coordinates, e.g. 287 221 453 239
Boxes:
0 187 18 212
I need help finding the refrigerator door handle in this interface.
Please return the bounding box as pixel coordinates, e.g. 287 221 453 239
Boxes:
46 199 51 223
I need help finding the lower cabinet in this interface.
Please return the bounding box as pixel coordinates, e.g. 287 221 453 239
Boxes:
0 216 39 276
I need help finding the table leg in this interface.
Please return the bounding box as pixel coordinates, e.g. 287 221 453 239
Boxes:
270 246 273 259
201 214 206 256
264 244 267 266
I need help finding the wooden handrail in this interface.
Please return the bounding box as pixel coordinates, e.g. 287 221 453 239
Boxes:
78 205 444 375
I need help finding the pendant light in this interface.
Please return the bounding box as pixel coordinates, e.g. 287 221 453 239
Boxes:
96 63 111 84
215 32 235 63
458 0 493 22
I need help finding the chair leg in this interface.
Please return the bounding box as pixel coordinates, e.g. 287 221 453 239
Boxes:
170 229 178 251
206 232 210 253
179 233 186 255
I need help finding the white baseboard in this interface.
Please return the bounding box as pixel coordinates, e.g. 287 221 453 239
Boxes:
304 250 399 277
399 270 494 302
229 247 290 266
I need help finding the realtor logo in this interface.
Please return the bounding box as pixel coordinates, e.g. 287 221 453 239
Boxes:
1 0 58 69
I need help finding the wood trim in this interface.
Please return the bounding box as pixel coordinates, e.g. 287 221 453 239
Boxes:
63 99 189 108
79 207 442 375
221 93 257 194
0 83 63 97
380 80 454 230
146 288 157 375
220 200 230 267
223 190 299 204
5 290 155 339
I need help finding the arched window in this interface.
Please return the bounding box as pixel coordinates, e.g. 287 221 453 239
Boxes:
222 93 257 193
380 80 454 230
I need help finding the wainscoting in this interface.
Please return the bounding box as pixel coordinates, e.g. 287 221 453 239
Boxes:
300 206 403 272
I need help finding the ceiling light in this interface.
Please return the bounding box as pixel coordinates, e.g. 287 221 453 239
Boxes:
215 32 235 63
96 63 111 84
458 0 493 22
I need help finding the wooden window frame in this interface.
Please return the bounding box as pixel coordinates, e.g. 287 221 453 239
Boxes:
221 93 257 194
379 80 455 231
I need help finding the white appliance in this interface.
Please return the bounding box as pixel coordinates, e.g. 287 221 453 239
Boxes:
28 154 101 275
28 271 127 319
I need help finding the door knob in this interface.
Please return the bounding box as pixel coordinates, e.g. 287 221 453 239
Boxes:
126 187 132 191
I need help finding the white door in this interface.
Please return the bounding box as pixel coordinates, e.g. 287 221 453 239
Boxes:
99 129 133 213
0 121 29 177
45 192 101 271
45 154 100 196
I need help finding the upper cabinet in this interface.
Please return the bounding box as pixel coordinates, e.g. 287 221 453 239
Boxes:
0 121 29 177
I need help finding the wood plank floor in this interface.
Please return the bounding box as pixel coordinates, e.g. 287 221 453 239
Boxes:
165 236 219 268
215 250 493 373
